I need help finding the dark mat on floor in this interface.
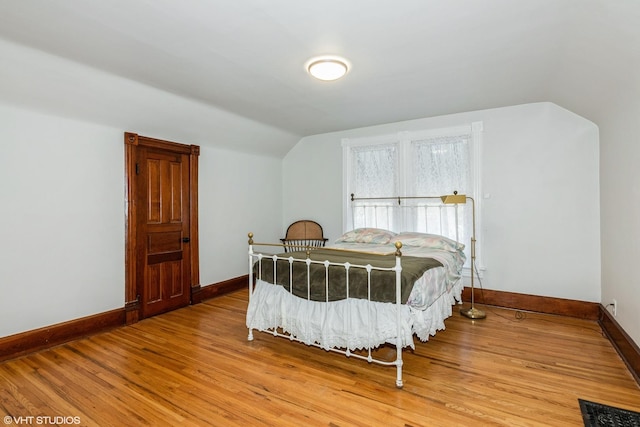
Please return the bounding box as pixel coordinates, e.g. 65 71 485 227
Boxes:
579 399 640 427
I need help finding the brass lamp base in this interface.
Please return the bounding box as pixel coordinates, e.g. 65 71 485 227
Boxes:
460 306 486 319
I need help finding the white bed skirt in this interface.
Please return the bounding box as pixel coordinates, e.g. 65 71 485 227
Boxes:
246 278 463 351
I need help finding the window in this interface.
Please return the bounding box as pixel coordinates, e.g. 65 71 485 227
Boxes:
342 122 483 268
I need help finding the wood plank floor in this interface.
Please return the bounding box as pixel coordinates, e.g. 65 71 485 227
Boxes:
1 289 639 426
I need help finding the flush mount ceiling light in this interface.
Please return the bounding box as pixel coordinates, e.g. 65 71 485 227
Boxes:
307 56 349 81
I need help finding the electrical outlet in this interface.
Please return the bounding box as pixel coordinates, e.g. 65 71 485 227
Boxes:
612 299 617 316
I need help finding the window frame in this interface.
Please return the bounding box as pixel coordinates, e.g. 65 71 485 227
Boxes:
341 122 484 273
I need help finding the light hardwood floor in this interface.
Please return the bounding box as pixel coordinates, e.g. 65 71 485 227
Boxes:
1 289 639 426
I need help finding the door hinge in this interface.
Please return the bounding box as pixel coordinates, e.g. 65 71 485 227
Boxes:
135 163 140 175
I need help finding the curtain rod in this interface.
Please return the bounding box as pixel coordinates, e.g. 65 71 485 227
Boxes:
351 192 472 205
350 193 444 203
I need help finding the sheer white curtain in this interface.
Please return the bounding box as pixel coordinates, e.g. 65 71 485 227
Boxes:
350 143 400 231
405 135 472 245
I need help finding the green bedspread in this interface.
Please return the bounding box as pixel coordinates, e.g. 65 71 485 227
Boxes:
255 248 442 304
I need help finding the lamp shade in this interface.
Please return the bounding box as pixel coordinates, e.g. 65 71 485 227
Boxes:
440 193 467 204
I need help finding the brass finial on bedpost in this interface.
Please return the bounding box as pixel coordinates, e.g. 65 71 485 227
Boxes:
395 241 402 257
248 232 254 245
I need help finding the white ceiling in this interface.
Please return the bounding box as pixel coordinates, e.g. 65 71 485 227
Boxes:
0 0 638 144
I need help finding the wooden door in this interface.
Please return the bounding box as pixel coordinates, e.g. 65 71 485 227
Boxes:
124 133 200 322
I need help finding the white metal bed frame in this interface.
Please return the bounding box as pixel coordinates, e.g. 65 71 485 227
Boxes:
247 233 408 388
246 194 468 388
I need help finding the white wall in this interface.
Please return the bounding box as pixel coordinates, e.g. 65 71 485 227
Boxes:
544 0 640 346
283 102 601 303
0 103 284 338
0 105 125 337
199 145 282 285
599 101 640 347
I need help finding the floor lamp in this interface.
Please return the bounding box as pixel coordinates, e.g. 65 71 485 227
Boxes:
440 191 486 320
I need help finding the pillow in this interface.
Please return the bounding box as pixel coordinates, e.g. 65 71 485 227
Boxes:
335 228 396 244
391 232 465 252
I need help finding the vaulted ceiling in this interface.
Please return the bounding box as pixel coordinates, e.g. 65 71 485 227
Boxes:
0 0 638 152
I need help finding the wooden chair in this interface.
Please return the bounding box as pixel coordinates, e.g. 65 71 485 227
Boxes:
280 220 328 252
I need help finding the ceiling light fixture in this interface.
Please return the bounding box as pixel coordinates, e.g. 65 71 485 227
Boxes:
307 56 349 81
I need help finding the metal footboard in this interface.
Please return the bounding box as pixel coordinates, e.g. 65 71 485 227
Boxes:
246 232 406 388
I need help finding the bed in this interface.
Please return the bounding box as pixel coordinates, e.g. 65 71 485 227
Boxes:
245 227 466 388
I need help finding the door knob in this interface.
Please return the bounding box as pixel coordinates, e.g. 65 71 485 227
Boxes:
182 237 190 243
